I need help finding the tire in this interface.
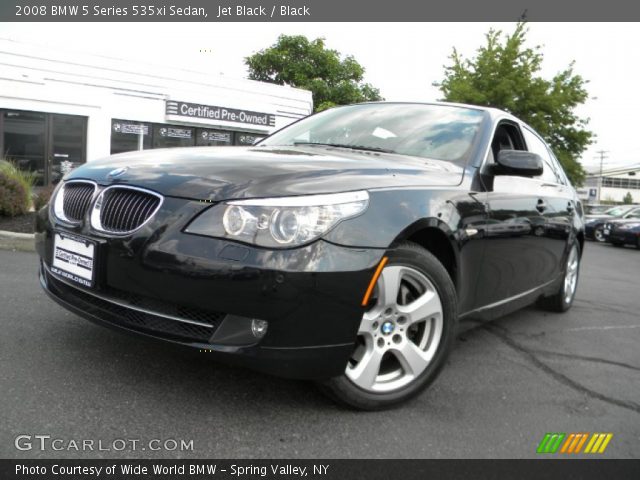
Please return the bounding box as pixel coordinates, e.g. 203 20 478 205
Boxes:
538 241 581 313
594 227 606 242
319 242 457 410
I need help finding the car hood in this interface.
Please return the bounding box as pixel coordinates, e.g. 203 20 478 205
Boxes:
66 146 464 201
607 218 640 225
585 214 613 220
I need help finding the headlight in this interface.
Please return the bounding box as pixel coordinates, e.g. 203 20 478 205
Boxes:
185 191 369 248
51 181 68 221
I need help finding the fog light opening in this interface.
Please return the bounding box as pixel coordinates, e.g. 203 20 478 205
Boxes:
251 319 269 339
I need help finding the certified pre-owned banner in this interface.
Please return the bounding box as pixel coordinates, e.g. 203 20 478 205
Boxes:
4 0 640 21
3 460 640 480
166 101 276 127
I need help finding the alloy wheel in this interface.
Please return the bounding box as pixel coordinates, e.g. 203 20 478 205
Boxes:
346 265 443 393
564 245 579 304
594 228 605 242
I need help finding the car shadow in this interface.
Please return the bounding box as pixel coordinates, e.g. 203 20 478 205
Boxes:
53 320 349 412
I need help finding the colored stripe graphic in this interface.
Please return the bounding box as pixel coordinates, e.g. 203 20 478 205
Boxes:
574 433 589 453
560 433 575 453
585 433 613 454
538 433 612 454
561 433 589 453
537 433 565 453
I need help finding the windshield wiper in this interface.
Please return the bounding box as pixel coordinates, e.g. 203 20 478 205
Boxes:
292 142 397 154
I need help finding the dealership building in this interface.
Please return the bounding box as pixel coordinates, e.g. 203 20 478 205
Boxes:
578 164 640 204
0 38 313 186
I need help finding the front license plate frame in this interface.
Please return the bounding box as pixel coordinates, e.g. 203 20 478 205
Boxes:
51 231 97 288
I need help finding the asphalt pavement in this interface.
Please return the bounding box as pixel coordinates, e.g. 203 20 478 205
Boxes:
1 242 638 458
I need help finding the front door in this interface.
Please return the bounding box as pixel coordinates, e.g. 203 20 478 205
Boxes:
473 121 550 307
478 177 550 305
521 127 573 280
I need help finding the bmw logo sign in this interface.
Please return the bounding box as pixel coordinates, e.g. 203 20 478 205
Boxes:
108 167 128 178
381 321 395 335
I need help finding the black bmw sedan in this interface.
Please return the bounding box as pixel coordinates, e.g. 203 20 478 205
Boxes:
603 215 640 248
585 205 640 242
35 102 585 409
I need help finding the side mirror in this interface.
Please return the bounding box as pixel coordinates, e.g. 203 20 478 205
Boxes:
494 150 543 177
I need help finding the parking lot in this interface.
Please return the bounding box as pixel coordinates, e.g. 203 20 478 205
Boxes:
1 241 638 459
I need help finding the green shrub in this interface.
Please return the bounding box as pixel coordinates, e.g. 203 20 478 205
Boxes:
0 159 37 209
33 184 56 211
0 171 30 217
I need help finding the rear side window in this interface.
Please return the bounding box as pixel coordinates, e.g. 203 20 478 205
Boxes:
522 127 564 185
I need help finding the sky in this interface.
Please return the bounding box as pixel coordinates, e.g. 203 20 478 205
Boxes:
1 22 639 172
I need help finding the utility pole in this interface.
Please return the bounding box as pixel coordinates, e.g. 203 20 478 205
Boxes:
594 150 609 203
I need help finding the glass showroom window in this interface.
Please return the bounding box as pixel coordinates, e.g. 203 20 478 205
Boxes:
153 125 195 149
196 128 233 146
110 120 151 154
235 132 266 146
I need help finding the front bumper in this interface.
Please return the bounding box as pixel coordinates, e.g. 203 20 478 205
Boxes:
606 229 639 246
35 200 385 379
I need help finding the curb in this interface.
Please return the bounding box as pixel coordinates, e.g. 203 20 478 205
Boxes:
0 230 36 252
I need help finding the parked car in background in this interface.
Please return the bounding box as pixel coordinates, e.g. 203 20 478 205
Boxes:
603 214 640 249
584 204 612 215
585 205 640 242
35 102 585 409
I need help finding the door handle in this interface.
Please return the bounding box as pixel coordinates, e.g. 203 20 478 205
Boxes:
536 199 547 213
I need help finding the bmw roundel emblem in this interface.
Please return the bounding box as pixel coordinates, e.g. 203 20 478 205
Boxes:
381 321 395 335
108 167 128 178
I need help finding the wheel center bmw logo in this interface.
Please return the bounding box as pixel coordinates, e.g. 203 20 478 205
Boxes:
108 167 128 178
381 321 395 335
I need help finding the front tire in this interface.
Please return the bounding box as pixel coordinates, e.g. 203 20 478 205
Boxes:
594 227 606 242
538 242 581 313
320 242 457 410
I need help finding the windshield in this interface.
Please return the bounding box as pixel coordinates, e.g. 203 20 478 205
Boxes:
260 103 487 164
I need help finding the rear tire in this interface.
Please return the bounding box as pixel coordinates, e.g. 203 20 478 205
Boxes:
319 242 457 410
538 241 581 313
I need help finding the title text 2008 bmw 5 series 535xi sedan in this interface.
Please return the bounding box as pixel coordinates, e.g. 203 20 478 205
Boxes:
35 102 585 409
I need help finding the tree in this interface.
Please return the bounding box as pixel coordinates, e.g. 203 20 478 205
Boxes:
435 23 592 186
623 192 634 204
245 35 382 112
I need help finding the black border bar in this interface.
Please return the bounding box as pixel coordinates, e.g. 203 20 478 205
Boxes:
4 0 640 22
3 459 640 480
